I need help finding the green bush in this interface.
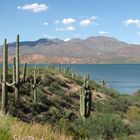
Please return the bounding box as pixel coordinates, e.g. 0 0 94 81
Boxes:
61 113 129 140
91 113 129 140
0 127 11 140
93 101 114 113
129 121 140 135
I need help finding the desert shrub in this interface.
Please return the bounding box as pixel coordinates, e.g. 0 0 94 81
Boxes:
89 80 102 90
48 81 65 96
37 87 52 105
129 121 140 135
93 100 114 113
91 113 129 140
42 75 55 86
33 112 48 123
113 96 130 113
0 127 11 140
127 106 140 121
130 90 140 107
61 113 129 140
20 82 31 96
31 102 48 114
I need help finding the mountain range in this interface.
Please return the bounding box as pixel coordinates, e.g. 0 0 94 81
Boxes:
0 36 140 64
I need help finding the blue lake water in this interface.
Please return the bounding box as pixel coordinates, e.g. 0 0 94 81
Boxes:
59 64 140 94
0 64 140 94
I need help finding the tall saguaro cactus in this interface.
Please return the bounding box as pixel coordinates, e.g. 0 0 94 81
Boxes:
30 65 40 103
80 75 92 121
33 65 37 103
1 39 8 113
15 34 20 103
13 57 16 84
1 35 27 113
22 63 27 82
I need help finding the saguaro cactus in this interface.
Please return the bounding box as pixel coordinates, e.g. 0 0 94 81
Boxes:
32 65 40 103
80 75 92 120
1 40 17 113
13 57 16 83
1 35 27 113
22 63 27 82
15 34 20 103
0 74 2 83
1 39 8 113
33 65 37 102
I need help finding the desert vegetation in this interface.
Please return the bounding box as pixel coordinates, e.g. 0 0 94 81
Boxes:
0 35 140 140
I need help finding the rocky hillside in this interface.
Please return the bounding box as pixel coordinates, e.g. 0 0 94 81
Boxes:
0 66 140 139
1 36 140 64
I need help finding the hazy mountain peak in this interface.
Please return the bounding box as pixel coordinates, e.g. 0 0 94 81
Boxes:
1 36 140 64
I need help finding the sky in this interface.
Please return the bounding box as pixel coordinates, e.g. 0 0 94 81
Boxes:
0 0 140 43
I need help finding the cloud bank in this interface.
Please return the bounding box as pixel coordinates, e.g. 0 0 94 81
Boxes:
18 3 48 13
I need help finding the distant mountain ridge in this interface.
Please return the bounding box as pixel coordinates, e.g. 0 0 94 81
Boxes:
6 38 64 48
0 36 140 64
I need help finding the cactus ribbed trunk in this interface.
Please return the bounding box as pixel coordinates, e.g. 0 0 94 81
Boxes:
15 35 20 103
23 63 27 82
33 65 37 103
1 39 8 113
80 76 92 121
0 74 2 83
13 57 16 84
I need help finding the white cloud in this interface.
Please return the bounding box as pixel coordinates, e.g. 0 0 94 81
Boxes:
79 16 97 27
56 26 76 31
62 18 76 25
80 19 92 27
66 26 75 31
43 22 48 26
99 31 110 36
64 38 71 42
54 20 60 24
123 19 140 28
17 3 48 13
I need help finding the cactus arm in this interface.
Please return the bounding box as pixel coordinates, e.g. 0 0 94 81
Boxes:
36 81 41 87
6 82 16 87
5 57 16 87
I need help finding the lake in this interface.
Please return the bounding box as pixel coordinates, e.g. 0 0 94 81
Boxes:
0 64 140 94
59 64 140 94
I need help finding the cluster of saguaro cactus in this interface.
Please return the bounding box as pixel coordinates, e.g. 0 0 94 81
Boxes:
1 35 27 114
80 75 92 120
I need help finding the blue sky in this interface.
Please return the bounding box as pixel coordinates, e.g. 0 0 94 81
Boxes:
0 0 140 43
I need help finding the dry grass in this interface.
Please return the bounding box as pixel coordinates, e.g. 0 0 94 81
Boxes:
11 122 72 140
0 114 72 140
